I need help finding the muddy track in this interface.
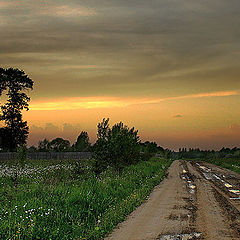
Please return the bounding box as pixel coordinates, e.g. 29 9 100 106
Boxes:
190 161 240 238
105 160 240 240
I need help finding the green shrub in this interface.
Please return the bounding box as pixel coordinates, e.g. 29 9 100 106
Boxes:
93 118 141 173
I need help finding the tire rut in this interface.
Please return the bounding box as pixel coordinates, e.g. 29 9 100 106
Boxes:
189 161 240 239
105 160 240 240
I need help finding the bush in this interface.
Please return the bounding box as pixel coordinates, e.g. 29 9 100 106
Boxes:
93 118 141 173
71 159 94 179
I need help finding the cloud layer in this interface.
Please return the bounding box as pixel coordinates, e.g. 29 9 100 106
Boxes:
1 0 240 149
0 0 240 99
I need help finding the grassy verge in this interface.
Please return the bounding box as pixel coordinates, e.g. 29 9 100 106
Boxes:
199 158 240 174
0 157 172 240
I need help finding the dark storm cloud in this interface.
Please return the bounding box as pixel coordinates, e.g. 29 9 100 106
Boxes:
0 0 240 98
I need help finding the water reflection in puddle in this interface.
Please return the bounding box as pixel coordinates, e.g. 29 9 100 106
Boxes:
224 183 233 188
203 172 212 180
229 189 240 194
158 232 202 240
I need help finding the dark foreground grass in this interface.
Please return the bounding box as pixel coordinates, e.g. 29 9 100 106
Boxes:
0 157 172 240
198 158 240 174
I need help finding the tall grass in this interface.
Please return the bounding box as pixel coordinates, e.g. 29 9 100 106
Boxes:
0 157 172 239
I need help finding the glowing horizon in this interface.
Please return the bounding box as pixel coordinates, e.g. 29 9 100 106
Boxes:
29 91 239 111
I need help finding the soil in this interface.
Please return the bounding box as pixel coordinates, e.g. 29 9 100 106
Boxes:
105 160 240 240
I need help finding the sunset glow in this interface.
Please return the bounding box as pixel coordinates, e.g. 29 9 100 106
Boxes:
1 0 240 150
30 91 240 111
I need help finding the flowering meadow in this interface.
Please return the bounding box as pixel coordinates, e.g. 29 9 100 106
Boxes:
0 157 172 239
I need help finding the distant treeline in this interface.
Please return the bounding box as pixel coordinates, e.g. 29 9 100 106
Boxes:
26 137 240 161
29 131 92 153
175 147 240 159
0 118 169 174
25 134 165 156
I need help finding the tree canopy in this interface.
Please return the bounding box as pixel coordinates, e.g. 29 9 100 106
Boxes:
38 138 51 152
0 68 33 151
37 137 71 152
93 118 141 173
72 131 90 151
50 138 70 152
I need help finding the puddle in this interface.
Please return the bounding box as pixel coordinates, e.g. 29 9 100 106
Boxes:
157 232 202 240
229 189 240 195
224 183 233 188
188 184 196 194
230 197 240 200
213 174 221 180
213 174 225 183
199 166 211 172
203 172 212 180
189 184 196 189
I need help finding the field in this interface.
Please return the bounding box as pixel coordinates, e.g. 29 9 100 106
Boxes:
0 157 172 240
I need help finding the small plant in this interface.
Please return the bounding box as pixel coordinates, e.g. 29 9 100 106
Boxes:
71 159 94 179
11 145 28 186
17 145 28 167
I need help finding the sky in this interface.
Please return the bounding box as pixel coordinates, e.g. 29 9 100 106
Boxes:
0 0 240 150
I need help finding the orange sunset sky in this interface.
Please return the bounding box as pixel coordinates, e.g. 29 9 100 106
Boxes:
1 0 240 150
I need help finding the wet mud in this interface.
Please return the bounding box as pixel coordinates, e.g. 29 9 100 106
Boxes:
105 160 240 240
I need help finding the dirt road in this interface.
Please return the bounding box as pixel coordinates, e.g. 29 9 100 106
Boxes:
105 160 240 240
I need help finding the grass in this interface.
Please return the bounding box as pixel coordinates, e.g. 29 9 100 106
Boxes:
0 157 172 240
201 158 240 174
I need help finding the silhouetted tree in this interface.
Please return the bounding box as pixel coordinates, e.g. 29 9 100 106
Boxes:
50 137 70 152
38 138 51 152
144 141 159 153
0 68 33 151
72 131 90 151
140 141 163 160
0 127 11 151
28 145 37 153
176 147 240 159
